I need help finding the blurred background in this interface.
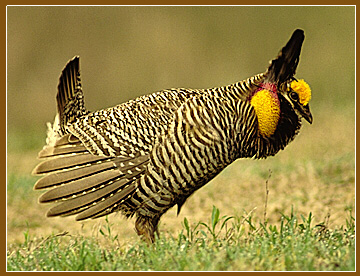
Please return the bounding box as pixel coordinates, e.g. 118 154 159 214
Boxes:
7 6 355 244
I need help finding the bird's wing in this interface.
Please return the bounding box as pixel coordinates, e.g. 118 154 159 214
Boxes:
33 89 201 220
33 132 150 220
133 93 259 217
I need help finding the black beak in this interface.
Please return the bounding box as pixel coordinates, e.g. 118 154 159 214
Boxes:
301 104 313 124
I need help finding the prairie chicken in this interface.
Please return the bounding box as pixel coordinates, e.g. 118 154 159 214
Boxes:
33 29 312 243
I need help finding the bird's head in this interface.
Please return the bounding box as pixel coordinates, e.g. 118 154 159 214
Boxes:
282 78 312 124
249 29 312 137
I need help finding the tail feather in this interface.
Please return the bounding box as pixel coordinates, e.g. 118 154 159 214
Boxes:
266 29 305 83
56 56 87 134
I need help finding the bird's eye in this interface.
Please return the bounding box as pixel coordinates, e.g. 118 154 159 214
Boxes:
289 91 299 101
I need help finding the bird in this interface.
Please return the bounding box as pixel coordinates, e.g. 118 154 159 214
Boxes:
33 29 312 243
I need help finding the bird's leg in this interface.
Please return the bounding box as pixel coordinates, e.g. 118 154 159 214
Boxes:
135 215 160 244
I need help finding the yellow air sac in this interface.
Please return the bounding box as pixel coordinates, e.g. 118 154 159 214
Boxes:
250 88 280 137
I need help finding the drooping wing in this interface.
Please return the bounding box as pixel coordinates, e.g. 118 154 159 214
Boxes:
33 133 150 220
132 93 259 217
33 89 202 220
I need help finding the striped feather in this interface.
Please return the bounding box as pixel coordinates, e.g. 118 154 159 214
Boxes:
75 183 136 221
34 161 115 189
33 153 110 175
56 56 87 134
38 169 122 203
38 144 87 158
46 178 132 217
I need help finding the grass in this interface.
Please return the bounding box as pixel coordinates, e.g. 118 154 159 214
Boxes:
7 206 355 271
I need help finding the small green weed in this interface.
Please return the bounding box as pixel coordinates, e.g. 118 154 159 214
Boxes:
99 216 119 242
180 206 234 245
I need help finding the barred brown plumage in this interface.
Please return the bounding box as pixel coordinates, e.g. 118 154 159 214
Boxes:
33 29 313 243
